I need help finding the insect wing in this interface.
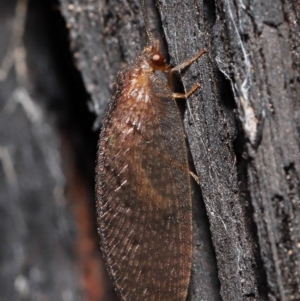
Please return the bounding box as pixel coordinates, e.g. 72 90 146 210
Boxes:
96 72 192 301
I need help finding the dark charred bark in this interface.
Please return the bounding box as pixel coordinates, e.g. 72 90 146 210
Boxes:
0 0 114 300
1 0 299 300
0 0 80 299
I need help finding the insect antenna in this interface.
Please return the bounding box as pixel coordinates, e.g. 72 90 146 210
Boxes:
141 0 155 46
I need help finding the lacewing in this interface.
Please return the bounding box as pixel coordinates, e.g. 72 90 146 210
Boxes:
95 1 205 300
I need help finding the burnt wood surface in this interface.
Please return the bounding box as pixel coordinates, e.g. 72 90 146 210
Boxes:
1 0 300 300
0 0 81 300
0 0 115 300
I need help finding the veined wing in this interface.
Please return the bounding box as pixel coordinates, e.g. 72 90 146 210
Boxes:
96 73 192 301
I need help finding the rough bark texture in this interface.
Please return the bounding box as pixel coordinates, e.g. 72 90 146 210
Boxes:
1 0 300 300
0 0 115 300
0 0 80 299
214 1 300 300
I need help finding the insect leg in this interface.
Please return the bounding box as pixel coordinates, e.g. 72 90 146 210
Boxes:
189 171 200 185
172 83 200 99
171 48 206 73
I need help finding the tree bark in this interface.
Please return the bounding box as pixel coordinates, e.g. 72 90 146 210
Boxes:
214 1 300 300
0 0 115 300
0 0 81 299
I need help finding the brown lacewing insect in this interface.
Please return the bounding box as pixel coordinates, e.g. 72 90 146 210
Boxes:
96 1 206 300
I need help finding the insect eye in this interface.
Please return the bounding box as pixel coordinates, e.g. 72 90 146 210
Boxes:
151 53 165 66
